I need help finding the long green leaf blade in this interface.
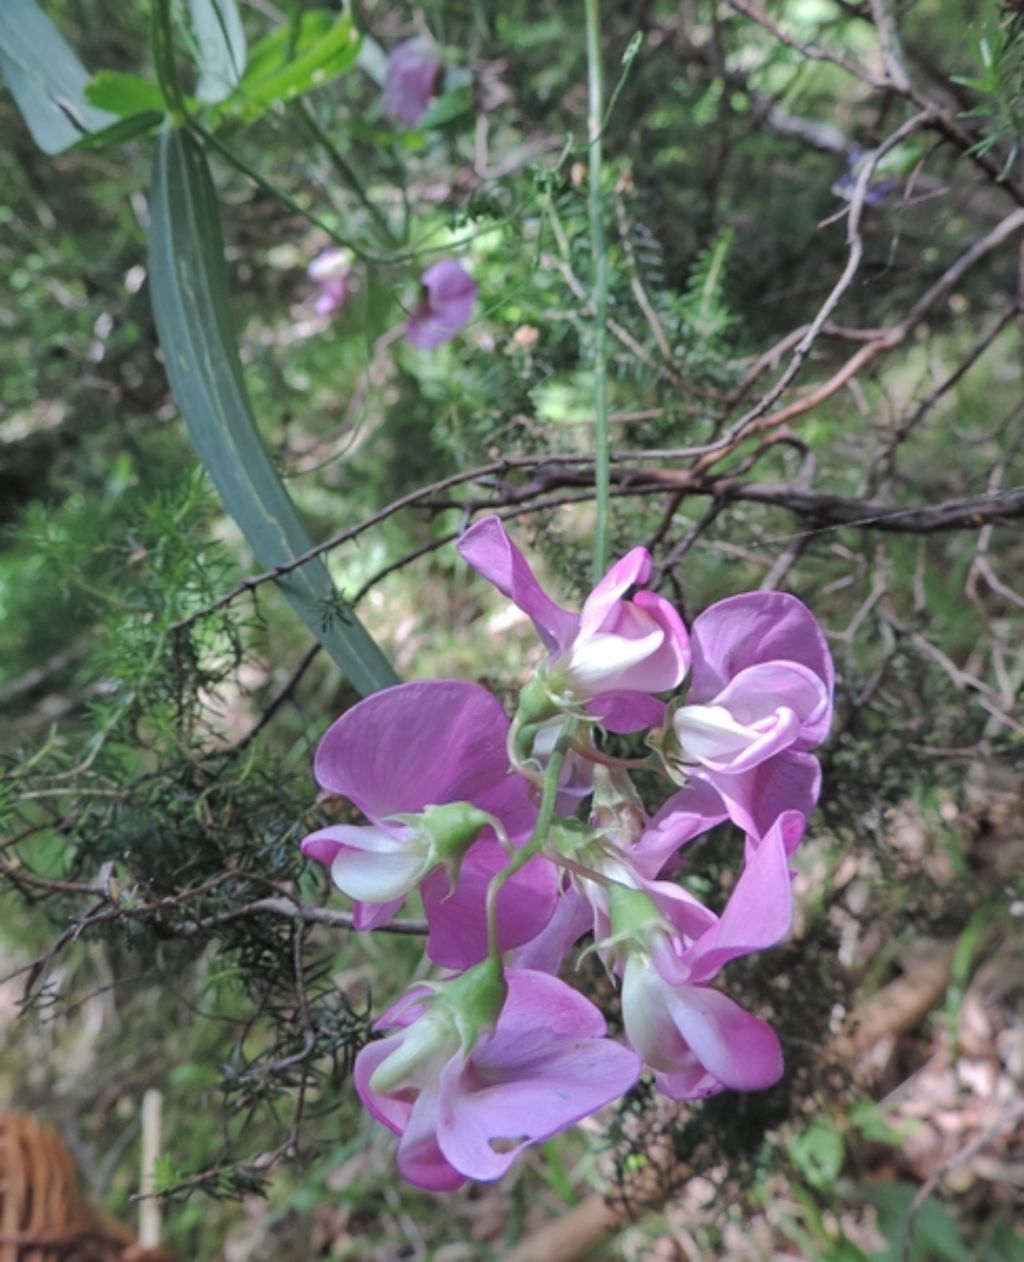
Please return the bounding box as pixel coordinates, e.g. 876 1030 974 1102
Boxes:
148 125 398 696
0 0 117 153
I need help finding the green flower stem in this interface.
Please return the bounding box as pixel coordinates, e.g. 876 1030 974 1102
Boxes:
290 102 396 244
585 0 610 583
485 719 577 969
188 119 377 263
186 120 523 267
151 0 188 123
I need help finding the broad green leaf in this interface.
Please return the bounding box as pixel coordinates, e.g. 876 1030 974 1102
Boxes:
0 0 117 153
866 1184 970 1262
220 9 360 122
188 0 247 104
148 125 398 696
85 70 165 117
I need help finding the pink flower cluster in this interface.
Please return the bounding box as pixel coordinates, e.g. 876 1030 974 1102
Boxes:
302 519 833 1190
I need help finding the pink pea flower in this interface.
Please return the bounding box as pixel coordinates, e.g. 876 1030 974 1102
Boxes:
300 680 558 969
406 259 477 350
663 593 832 830
355 969 642 1190
308 246 353 316
383 37 443 128
619 814 798 1099
634 753 819 876
457 516 689 731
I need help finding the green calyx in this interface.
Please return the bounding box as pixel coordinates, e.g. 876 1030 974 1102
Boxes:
608 882 663 943
393 801 498 872
646 702 687 785
442 956 509 1049
372 958 509 1094
590 765 646 846
515 670 565 728
593 883 668 971
547 816 593 858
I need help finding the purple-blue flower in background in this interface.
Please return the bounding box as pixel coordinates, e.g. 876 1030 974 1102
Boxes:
384 38 443 128
406 259 477 349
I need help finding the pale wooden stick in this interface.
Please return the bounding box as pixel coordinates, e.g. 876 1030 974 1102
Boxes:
138 1089 162 1249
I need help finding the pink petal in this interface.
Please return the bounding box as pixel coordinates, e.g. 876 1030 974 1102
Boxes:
688 592 834 732
313 277 350 316
588 691 667 733
308 247 347 281
563 624 667 694
629 590 691 687
406 260 477 350
397 1080 466 1191
302 828 418 926
693 750 821 839
300 829 346 868
383 38 442 127
673 702 802 773
434 971 641 1182
313 680 530 829
570 571 689 695
372 985 436 1033
683 816 796 983
577 548 653 635
457 517 578 653
423 258 476 311
663 986 783 1092
508 883 592 972
354 1033 415 1135
645 878 720 945
420 840 559 970
712 660 830 743
356 1005 468 1191
653 1062 725 1100
477 970 614 1067
635 779 729 877
324 826 426 904
621 955 692 1071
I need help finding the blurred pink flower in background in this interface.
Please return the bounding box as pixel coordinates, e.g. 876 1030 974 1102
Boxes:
406 258 477 349
308 246 353 316
384 38 443 127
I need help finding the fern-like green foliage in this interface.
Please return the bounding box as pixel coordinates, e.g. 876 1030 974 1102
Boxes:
957 17 1024 172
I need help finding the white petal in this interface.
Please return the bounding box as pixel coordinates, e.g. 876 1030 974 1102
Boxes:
330 827 430 903
562 628 664 694
673 704 758 761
